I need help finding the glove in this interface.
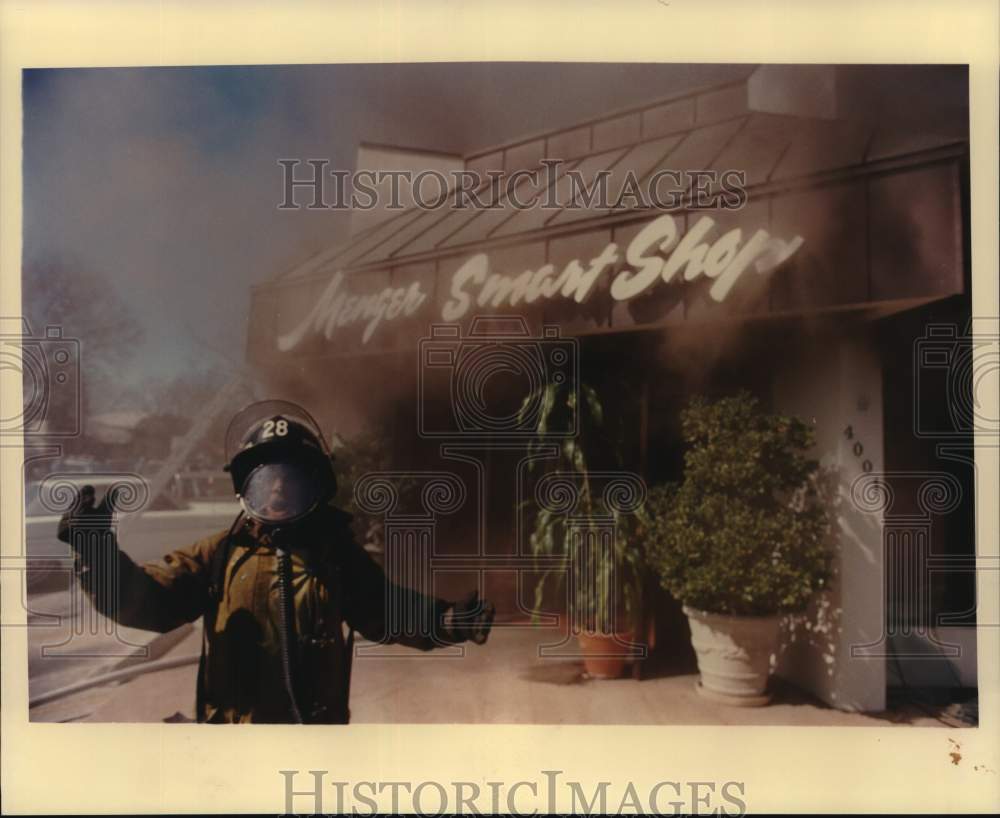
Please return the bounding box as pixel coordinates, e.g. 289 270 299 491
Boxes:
443 589 495 645
57 485 119 559
57 485 117 542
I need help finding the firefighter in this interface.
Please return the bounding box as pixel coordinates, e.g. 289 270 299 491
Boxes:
57 403 495 724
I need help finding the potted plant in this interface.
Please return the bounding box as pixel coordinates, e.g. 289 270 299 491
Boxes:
520 379 649 679
645 391 831 705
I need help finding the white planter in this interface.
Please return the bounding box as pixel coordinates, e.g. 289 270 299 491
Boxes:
683 605 781 706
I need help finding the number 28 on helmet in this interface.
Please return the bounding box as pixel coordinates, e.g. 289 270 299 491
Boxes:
225 414 337 525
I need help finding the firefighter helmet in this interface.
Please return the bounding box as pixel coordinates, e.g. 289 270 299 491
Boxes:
224 402 337 524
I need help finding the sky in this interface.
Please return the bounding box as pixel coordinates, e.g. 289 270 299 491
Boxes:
22 62 754 404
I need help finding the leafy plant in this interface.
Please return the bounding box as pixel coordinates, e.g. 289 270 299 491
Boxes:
520 379 648 631
645 391 831 616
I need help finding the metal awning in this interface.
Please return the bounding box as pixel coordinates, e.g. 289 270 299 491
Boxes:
249 77 968 364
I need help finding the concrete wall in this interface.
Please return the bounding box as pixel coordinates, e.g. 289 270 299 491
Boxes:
772 327 887 711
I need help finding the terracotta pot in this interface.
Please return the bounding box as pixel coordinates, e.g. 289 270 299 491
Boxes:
577 631 635 679
682 606 780 706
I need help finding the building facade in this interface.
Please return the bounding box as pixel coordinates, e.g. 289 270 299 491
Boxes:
246 66 974 712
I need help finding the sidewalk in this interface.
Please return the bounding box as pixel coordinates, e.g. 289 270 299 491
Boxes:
30 624 958 726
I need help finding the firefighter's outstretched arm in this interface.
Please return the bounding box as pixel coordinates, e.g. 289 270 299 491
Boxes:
57 486 220 633
337 522 495 650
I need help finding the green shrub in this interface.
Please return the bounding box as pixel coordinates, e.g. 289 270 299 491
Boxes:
645 391 831 616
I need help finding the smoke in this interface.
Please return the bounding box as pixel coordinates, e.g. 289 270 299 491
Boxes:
23 63 967 423
23 64 757 412
661 64 968 395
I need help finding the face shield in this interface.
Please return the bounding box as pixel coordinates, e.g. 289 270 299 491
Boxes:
239 461 324 525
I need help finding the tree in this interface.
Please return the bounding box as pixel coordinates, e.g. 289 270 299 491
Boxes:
20 256 144 453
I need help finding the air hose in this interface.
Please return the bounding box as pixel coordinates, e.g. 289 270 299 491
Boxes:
275 546 305 724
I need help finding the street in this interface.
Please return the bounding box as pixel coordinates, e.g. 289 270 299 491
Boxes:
22 503 965 728
29 618 959 727
24 502 240 707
